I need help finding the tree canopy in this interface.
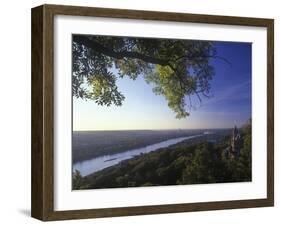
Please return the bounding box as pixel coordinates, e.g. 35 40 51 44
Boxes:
72 123 252 189
72 35 218 118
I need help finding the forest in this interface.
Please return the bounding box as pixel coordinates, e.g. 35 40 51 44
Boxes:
73 122 251 190
72 35 252 190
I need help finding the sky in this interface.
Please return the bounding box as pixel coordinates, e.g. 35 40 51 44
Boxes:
73 41 252 131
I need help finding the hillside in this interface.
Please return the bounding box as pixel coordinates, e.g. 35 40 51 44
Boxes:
73 124 251 190
72 130 204 163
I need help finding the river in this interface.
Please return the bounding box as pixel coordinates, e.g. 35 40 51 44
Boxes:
73 134 203 176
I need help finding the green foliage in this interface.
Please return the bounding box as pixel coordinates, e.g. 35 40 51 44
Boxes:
73 36 216 118
224 122 252 181
87 73 125 106
72 170 83 190
73 125 251 190
181 143 217 184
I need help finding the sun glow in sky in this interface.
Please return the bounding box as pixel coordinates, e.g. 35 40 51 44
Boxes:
73 41 251 131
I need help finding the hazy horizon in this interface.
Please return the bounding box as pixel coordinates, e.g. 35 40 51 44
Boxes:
72 127 236 132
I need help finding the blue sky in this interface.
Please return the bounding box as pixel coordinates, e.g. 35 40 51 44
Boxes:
73 41 252 131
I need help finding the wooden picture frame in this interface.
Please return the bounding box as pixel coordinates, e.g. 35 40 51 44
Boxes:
31 4 274 221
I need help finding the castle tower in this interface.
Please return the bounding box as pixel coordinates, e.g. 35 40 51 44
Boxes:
233 126 238 137
231 125 240 156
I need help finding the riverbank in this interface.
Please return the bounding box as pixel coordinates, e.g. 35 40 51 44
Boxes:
73 134 204 176
73 127 251 190
72 130 206 163
73 129 232 164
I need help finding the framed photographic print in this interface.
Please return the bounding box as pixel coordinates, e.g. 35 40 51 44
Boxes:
31 4 274 221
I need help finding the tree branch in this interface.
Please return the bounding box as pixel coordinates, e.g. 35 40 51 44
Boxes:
73 36 169 66
175 54 231 66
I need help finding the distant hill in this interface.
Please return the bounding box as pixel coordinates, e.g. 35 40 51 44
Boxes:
73 125 251 190
73 129 214 163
